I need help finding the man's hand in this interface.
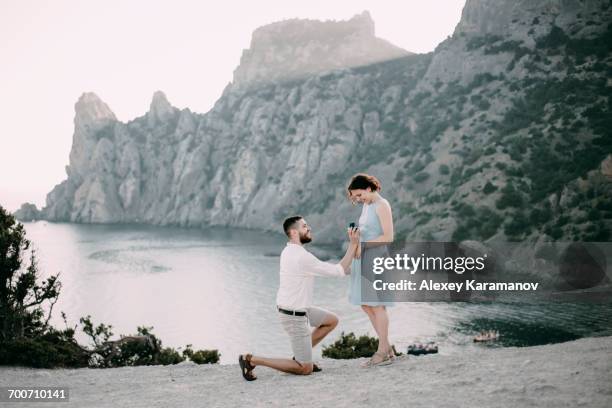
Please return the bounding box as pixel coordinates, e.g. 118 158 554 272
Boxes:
347 227 360 246
348 227 360 259
339 227 360 274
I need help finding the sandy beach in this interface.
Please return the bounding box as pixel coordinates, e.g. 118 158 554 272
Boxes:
1 336 610 408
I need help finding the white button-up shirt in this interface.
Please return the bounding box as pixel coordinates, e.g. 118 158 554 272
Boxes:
276 242 345 310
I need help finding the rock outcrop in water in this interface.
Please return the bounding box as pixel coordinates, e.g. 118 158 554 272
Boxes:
14 203 41 221
16 1 612 244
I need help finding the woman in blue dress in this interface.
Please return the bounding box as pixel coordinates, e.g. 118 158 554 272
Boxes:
347 173 395 367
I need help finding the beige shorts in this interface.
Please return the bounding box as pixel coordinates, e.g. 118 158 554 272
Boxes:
278 306 337 364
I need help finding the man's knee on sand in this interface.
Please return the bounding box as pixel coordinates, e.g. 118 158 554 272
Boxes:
296 361 314 375
326 314 339 329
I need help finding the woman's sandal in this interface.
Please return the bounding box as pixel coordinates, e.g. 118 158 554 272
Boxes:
360 351 392 368
239 354 257 381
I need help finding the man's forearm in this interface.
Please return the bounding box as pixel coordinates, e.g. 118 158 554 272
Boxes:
339 243 358 273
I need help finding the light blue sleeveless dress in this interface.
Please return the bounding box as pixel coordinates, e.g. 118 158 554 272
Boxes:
348 197 395 306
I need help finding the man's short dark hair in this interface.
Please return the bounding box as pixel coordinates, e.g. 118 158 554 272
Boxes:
283 215 303 237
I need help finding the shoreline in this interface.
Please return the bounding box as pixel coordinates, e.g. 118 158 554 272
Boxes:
2 335 611 407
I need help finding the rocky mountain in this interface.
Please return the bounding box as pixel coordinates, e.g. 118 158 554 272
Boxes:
16 1 612 245
233 11 410 89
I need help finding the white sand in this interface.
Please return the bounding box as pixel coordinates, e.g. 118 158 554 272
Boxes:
1 336 611 408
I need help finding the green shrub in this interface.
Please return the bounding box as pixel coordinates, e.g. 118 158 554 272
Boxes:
504 211 531 239
478 99 491 110
381 120 399 135
412 91 431 106
466 34 503 51
483 182 498 194
477 208 503 239
0 330 89 368
468 73 498 89
485 40 524 55
158 347 186 365
529 207 552 224
582 223 610 241
439 164 450 175
453 206 502 241
452 224 471 241
413 171 430 183
322 332 401 359
465 148 484 165
394 170 405 182
536 25 569 50
399 202 417 215
190 349 221 364
547 225 564 240
450 166 464 187
455 202 476 217
410 159 426 173
415 212 433 226
496 183 524 209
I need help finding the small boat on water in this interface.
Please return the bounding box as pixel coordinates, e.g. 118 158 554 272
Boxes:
473 330 500 342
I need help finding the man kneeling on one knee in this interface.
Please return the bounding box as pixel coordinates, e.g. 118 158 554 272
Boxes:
239 216 359 379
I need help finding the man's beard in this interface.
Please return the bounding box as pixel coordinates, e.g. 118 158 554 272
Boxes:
299 233 312 244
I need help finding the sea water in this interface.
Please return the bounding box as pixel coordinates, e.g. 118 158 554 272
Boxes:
22 222 612 364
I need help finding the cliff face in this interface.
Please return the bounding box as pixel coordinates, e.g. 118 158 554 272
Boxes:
232 11 410 89
18 1 612 244
453 0 601 37
423 0 606 86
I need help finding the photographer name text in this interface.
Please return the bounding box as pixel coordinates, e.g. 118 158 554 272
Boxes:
373 279 540 292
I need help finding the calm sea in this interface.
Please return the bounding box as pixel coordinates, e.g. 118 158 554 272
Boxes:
22 222 612 364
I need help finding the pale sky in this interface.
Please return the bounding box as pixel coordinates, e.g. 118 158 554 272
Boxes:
0 0 465 212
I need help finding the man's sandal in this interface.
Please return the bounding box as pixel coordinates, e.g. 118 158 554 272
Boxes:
239 354 257 381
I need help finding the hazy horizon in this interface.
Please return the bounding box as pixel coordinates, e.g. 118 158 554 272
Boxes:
0 0 465 212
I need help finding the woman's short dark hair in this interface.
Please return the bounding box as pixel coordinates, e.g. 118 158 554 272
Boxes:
283 215 303 236
347 173 382 196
